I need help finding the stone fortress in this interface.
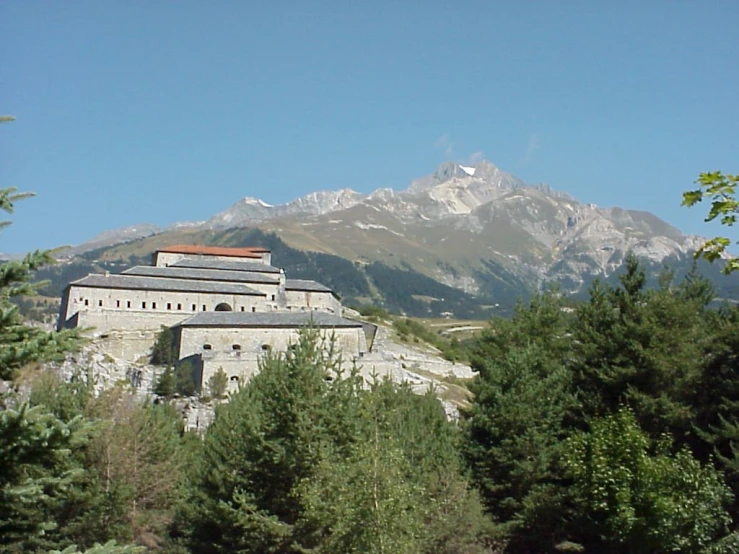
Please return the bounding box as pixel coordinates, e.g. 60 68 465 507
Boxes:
58 245 369 393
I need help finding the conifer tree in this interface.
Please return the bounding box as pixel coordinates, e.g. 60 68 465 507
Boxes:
0 404 89 552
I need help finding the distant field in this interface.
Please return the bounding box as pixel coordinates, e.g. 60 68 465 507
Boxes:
411 317 489 341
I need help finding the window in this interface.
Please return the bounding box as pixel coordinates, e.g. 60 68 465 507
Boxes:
191 304 196 311
252 306 256 312
271 294 276 301
98 299 103 307
230 375 240 382
261 344 271 352
84 299 89 306
142 302 147 309
203 344 212 350
152 302 157 309
167 303 172 310
240 306 245 312
116 300 120 308
177 303 182 310
232 344 241 351
127 301 131 308
202 305 207 311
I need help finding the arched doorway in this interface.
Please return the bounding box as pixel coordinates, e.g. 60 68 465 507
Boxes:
215 302 233 312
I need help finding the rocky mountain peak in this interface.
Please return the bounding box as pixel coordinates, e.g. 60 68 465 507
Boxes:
406 159 526 194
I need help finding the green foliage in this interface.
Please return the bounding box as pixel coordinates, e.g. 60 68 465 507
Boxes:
155 361 196 398
150 326 176 366
682 170 739 272
175 361 196 397
178 328 494 553
83 387 188 548
206 367 228 400
462 261 739 552
299 429 426 554
50 540 145 554
572 254 710 439
153 367 176 398
463 342 576 549
392 317 470 362
178 327 346 553
353 302 390 320
29 369 93 422
0 404 89 552
563 409 732 553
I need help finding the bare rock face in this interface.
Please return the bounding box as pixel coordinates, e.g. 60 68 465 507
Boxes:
206 188 365 228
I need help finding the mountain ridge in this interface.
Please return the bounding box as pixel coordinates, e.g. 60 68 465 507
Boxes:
50 159 724 318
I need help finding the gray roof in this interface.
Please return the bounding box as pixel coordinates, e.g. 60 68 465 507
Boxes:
123 265 279 285
69 274 265 296
178 312 361 328
171 258 281 274
284 279 332 293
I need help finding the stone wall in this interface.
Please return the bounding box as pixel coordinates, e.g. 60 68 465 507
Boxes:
154 251 271 267
62 285 270 334
284 290 341 312
177 325 366 360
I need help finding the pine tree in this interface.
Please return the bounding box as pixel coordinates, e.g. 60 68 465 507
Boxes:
153 367 176 398
572 254 710 440
0 404 89 552
0 191 79 382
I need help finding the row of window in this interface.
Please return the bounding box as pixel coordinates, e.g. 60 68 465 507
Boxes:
80 298 258 313
202 344 273 352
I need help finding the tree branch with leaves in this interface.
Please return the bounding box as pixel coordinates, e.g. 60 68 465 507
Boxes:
682 171 739 273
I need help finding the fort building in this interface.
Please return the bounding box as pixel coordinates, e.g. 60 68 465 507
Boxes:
58 245 363 393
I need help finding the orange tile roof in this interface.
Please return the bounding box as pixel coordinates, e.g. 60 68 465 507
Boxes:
157 245 268 259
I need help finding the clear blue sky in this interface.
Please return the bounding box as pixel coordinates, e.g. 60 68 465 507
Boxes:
2 1 738 253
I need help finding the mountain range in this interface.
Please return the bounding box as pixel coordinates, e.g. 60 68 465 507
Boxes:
44 160 734 319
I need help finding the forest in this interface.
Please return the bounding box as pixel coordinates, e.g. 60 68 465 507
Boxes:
6 246 739 553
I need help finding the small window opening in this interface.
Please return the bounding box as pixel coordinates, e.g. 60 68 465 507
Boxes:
232 344 241 351
271 294 276 301
191 304 196 311
142 302 147 309
230 375 240 382
240 306 245 312
116 300 120 308
203 344 212 350
202 304 207 311
261 344 271 351
127 301 131 308
84 299 89 306
167 303 172 310
252 306 256 313
152 302 157 309
177 303 182 310
98 299 103 307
